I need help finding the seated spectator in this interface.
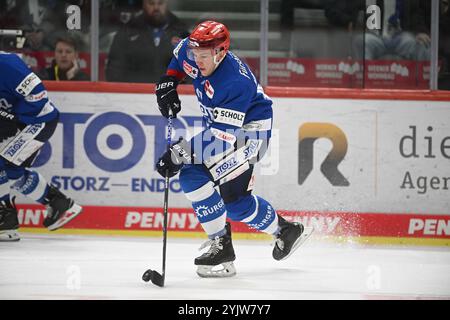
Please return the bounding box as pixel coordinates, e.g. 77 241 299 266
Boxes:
105 0 189 83
39 36 90 81
1 1 90 52
100 0 143 26
323 0 365 32
415 0 450 89
352 0 430 61
18 0 61 52
99 0 143 53
0 0 19 30
324 0 430 61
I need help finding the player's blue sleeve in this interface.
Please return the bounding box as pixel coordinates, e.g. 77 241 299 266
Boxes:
2 55 58 124
166 57 186 80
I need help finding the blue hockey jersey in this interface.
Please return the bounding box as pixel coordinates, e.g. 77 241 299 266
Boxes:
168 38 273 130
0 52 58 125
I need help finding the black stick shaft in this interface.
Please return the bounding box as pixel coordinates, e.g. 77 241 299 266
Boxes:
160 115 173 285
161 172 169 280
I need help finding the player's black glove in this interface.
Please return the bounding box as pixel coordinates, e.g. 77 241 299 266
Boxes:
156 138 193 178
0 109 18 123
156 75 181 118
0 117 19 143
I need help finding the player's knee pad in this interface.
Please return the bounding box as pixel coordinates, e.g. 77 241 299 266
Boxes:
11 169 48 203
180 166 227 237
179 164 211 194
238 195 279 234
186 182 226 234
224 195 256 222
192 191 227 237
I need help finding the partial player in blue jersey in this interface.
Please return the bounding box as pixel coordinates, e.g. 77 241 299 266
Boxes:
155 21 313 278
0 52 83 241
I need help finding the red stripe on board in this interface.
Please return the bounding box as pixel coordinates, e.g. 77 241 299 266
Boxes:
43 81 450 101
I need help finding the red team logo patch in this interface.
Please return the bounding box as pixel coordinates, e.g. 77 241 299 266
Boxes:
183 60 198 79
204 80 214 99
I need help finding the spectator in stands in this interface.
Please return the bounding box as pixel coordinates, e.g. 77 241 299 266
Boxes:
0 1 91 52
100 0 142 26
323 0 365 33
39 36 89 81
105 0 189 83
280 0 298 30
437 0 450 89
325 0 430 61
415 0 450 90
0 0 18 30
16 0 61 52
99 0 143 53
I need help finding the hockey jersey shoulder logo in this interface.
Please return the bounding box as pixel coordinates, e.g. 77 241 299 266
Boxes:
15 72 41 96
204 80 214 99
183 60 198 79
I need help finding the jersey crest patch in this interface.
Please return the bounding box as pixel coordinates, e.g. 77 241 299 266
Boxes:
15 72 41 96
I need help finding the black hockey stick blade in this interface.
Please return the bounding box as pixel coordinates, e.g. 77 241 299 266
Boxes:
142 269 164 287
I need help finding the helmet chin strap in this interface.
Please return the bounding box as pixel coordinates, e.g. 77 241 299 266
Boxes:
213 49 226 68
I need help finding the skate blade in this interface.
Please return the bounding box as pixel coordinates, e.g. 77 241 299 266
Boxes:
47 204 83 231
280 226 314 261
0 230 20 242
196 262 237 278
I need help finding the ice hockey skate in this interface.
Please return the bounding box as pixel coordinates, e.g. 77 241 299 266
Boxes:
0 198 20 242
272 215 314 261
195 222 236 278
42 186 83 231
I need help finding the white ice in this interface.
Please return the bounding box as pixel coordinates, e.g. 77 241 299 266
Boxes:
1 233 449 300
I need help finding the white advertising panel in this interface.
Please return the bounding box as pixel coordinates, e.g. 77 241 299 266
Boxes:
20 91 450 216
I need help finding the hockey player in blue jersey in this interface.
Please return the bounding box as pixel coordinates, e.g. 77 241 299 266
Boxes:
0 52 83 241
155 21 313 277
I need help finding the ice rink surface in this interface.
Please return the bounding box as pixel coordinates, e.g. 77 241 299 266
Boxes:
1 233 449 300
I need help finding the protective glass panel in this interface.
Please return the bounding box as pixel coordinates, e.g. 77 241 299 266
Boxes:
100 0 261 84
0 0 91 81
268 0 442 89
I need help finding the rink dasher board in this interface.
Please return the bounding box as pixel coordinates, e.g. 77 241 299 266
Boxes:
15 204 450 246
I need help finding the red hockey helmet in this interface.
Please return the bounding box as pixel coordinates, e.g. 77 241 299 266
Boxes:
188 21 230 54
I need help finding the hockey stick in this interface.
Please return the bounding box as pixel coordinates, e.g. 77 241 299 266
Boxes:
142 114 173 287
